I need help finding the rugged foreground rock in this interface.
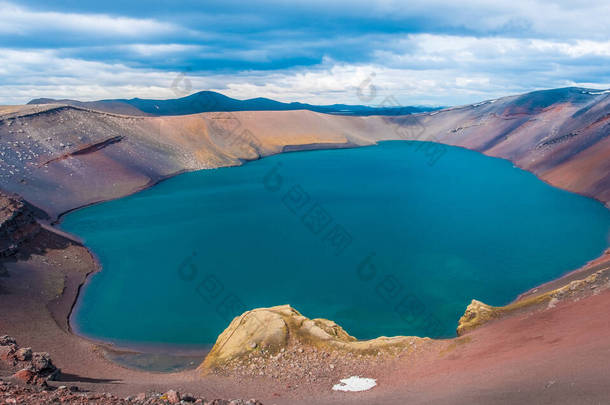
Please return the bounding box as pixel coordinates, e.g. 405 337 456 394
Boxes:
0 335 59 386
0 336 262 404
0 380 263 405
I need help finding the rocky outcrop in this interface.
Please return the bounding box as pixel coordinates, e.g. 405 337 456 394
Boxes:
0 193 40 258
199 305 427 374
457 263 610 335
0 335 59 386
456 300 498 336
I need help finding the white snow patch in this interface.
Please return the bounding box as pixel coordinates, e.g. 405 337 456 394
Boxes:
332 376 377 392
470 98 498 107
583 90 610 95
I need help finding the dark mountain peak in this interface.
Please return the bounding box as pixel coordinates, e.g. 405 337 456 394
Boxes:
27 90 440 117
28 98 71 105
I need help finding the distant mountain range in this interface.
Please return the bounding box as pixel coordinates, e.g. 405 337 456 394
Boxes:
27 91 440 117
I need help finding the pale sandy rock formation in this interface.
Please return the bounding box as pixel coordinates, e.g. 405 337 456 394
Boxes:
457 265 610 335
201 260 610 372
199 305 426 372
456 300 497 336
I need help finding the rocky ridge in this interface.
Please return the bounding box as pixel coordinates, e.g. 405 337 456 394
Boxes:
0 192 40 259
457 250 610 335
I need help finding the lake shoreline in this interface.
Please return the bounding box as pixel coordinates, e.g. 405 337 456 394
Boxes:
61 140 610 346
16 137 609 364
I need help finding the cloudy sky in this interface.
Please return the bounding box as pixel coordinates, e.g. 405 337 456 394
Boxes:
1 0 610 106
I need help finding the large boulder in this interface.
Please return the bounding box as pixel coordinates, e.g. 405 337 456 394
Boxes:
15 347 32 361
0 344 16 363
0 335 17 346
12 369 46 386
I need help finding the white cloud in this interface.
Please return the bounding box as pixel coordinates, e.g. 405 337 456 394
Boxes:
530 40 610 58
0 1 609 107
278 0 610 39
123 44 205 57
0 1 178 38
0 32 609 106
375 35 610 68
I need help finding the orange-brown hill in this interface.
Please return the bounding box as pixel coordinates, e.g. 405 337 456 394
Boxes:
0 87 609 219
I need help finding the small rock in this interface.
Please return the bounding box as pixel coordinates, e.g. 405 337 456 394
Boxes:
15 347 32 361
31 352 53 372
165 389 180 404
0 336 16 346
182 394 197 402
12 369 35 384
0 346 15 362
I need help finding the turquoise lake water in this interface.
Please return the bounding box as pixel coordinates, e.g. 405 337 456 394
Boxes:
62 142 610 347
